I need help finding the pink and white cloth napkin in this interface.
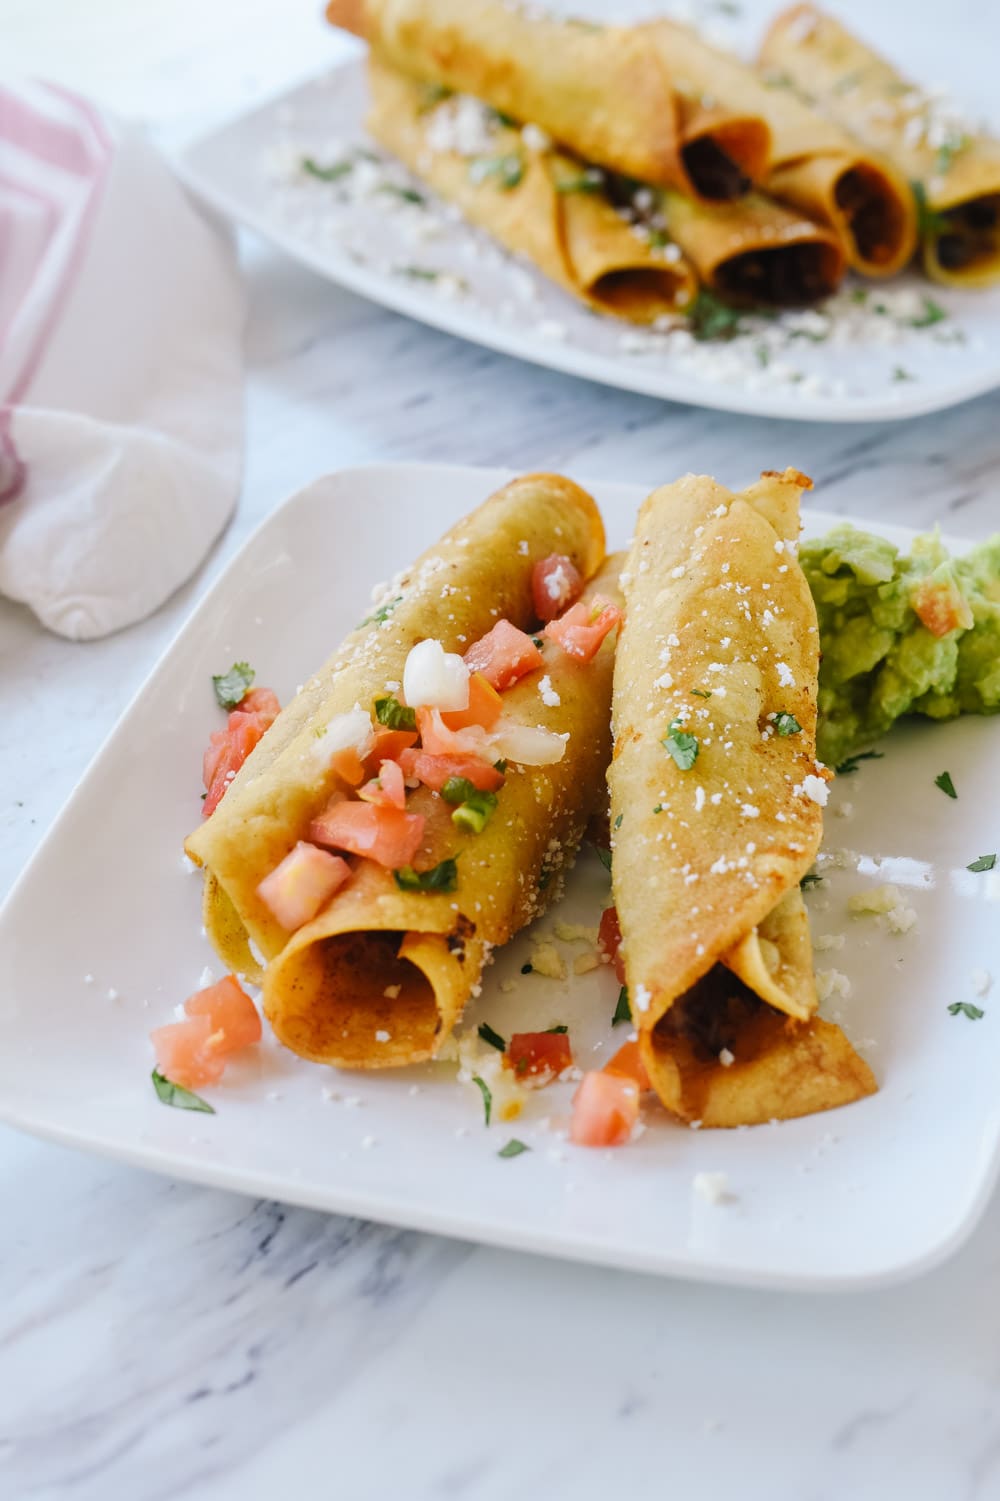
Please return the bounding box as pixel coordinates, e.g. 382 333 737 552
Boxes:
0 80 244 640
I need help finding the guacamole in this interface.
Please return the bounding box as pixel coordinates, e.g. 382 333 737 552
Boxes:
800 526 1000 768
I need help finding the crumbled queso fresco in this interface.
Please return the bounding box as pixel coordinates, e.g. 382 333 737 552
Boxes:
259 99 977 404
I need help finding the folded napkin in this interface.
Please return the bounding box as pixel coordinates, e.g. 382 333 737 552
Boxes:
0 80 244 640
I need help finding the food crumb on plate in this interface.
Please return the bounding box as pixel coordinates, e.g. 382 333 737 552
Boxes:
972 968 993 996
693 1171 732 1204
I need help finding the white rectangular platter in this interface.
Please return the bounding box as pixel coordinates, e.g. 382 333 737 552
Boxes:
175 55 1000 424
1 463 997 1290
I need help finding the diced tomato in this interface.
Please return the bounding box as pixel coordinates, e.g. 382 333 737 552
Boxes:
367 727 418 767
309 800 425 869
604 1040 651 1093
570 1071 639 1148
258 841 351 929
910 573 974 639
151 1015 227 1091
506 1030 573 1081
532 554 584 622
184 975 262 1053
401 750 505 793
238 687 281 719
463 620 544 691
441 672 503 731
329 746 366 786
544 594 622 663
415 707 488 759
203 729 229 791
599 905 625 984
358 758 407 811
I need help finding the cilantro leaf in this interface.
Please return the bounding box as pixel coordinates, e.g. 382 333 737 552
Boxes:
595 846 613 873
664 719 699 770
545 1024 568 1034
911 297 947 329
394 858 459 893
472 1074 492 1125
358 596 402 629
478 1022 506 1052
911 180 949 238
893 365 915 383
774 712 802 736
498 1138 530 1158
967 854 997 873
555 169 605 195
377 183 426 205
688 289 746 341
417 82 453 113
800 872 823 889
212 661 255 710
613 987 631 1026
835 749 884 775
935 771 957 799
301 156 353 183
469 153 524 190
948 1001 984 1020
374 694 416 731
152 1070 215 1114
614 813 623 830
691 688 712 699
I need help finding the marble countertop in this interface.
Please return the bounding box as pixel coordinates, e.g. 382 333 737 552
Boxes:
3 1 1000 1496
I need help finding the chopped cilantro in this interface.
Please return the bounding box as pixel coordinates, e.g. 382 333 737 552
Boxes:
595 846 612 873
936 134 969 175
967 854 997 873
442 776 476 805
935 771 957 799
647 228 671 250
614 813 623 830
911 297 947 329
892 365 915 383
478 1022 506 1052
394 858 459 893
212 661 255 709
664 719 699 770
800 872 822 889
452 790 498 835
687 289 745 341
498 1138 530 1158
152 1070 215 1114
417 82 453 113
493 759 508 773
948 1001 984 1020
521 962 533 975
851 287 870 305
377 183 426 205
754 343 771 368
358 595 402 629
374 694 416 731
545 1024 569 1034
912 180 949 237
691 688 712 699
613 987 631 1026
653 804 663 814
472 1074 492 1125
555 169 605 195
487 107 519 129
301 156 353 183
469 153 524 190
833 67 867 95
835 749 884 775
397 265 441 281
531 636 544 648
774 712 802 736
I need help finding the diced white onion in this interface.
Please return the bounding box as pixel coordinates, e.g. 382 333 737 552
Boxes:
312 704 374 768
487 720 568 766
403 638 470 711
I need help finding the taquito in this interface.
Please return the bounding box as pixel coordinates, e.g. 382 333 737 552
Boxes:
646 19 916 277
366 58 697 322
185 474 608 1063
264 557 621 1069
609 469 876 1127
328 0 770 200
761 5 1000 286
659 189 846 305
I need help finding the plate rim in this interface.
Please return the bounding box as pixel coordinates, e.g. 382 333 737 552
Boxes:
173 58 1000 427
1 459 995 1292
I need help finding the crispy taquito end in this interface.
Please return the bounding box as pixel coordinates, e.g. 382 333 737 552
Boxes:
366 59 696 321
185 472 606 965
641 960 877 1127
610 468 876 1125
263 559 622 1068
647 19 915 277
328 0 769 199
761 5 1000 286
661 189 846 305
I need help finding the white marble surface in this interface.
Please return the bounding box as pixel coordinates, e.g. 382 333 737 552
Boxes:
3 1 1000 1496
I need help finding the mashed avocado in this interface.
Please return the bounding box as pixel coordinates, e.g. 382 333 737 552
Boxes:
800 526 1000 768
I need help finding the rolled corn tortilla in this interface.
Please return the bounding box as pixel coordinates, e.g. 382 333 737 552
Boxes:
365 59 697 322
264 556 622 1068
760 5 1000 286
328 0 770 200
659 188 846 305
608 469 876 1127
646 19 916 277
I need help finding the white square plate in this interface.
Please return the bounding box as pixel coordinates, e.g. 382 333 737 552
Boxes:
175 55 1000 425
1 463 997 1290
